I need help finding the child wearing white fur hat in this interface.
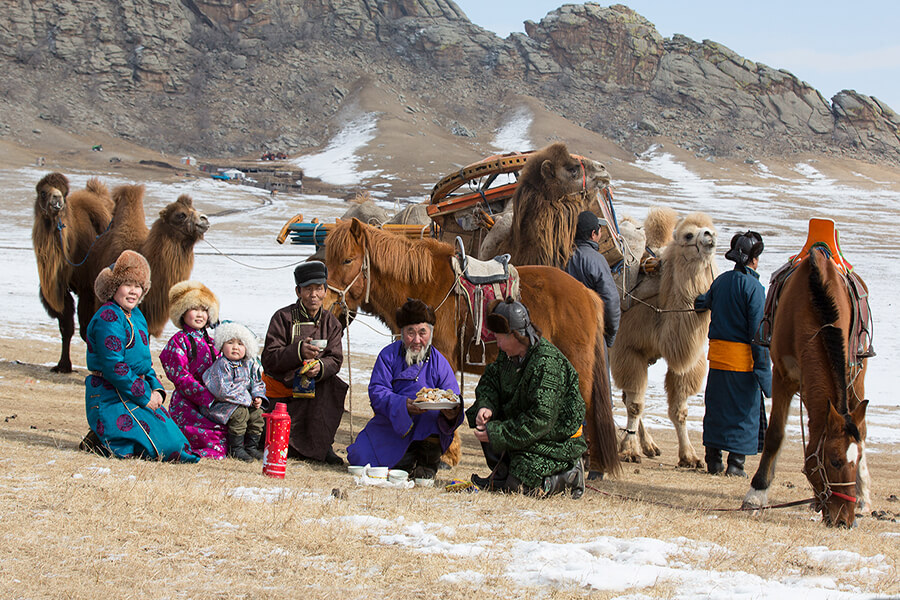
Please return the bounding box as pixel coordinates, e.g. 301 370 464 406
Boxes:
202 321 267 462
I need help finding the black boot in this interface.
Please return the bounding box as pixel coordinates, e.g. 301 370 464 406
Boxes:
725 453 747 477
472 472 523 493
705 446 724 475
244 433 264 461
324 448 344 466
228 433 254 462
541 459 585 499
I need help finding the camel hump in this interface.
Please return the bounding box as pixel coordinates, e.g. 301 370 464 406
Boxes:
644 206 678 249
37 172 69 196
84 177 109 198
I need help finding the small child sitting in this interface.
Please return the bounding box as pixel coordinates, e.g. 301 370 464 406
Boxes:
202 322 267 462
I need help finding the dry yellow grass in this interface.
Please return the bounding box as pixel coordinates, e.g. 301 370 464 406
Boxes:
1 337 898 599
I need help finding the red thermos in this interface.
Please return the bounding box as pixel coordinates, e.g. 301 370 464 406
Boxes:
262 402 291 478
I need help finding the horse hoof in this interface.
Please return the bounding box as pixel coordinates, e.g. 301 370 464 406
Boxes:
51 364 73 374
587 470 604 481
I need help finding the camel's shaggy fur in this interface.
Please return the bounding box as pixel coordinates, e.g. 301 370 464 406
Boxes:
32 172 114 372
85 184 209 337
611 208 718 467
507 142 610 268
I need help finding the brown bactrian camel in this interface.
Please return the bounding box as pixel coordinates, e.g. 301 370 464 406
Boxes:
32 172 114 372
86 184 209 336
505 142 611 268
611 208 718 467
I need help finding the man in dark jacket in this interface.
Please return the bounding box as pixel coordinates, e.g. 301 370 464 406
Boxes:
261 261 348 465
566 211 620 348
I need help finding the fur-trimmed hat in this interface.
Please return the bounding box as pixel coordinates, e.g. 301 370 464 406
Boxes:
396 298 436 329
486 297 540 346
294 260 328 288
168 280 220 328
213 321 260 361
94 250 151 303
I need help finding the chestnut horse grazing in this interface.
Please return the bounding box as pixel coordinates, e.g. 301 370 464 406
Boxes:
324 219 621 477
742 247 870 527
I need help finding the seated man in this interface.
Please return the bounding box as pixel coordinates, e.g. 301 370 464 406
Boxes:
466 298 587 498
347 298 463 479
261 261 348 465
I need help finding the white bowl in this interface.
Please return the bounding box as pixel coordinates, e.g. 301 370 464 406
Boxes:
347 465 366 477
366 466 389 479
414 478 434 488
387 469 409 482
309 339 328 350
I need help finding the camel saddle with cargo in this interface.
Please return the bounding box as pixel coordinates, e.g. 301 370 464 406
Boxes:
450 237 520 365
755 218 875 364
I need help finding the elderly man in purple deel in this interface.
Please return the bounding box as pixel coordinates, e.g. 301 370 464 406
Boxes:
347 298 463 479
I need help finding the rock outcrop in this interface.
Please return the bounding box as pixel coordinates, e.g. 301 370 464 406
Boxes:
1 0 898 164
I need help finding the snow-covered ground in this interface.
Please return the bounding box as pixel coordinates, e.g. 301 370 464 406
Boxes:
3 123 899 598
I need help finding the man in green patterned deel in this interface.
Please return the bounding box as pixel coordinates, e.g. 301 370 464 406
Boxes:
466 298 587 498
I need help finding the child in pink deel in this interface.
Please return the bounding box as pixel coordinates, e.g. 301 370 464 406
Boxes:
160 281 227 459
202 322 267 462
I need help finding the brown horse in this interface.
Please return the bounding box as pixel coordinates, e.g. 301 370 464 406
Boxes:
324 218 621 477
742 247 870 527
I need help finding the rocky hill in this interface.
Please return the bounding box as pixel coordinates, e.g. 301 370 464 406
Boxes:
2 0 899 165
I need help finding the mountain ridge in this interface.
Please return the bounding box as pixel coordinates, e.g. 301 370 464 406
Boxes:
2 0 898 166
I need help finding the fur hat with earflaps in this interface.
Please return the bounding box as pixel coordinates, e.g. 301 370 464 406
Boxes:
94 250 151 303
213 321 260 361
168 280 220 328
396 298 436 329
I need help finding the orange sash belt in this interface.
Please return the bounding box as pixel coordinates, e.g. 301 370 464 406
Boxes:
570 424 583 439
262 373 292 398
708 339 753 372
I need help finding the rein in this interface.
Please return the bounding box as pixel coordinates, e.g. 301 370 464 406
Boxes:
803 430 858 509
585 482 815 512
327 246 371 307
56 216 114 267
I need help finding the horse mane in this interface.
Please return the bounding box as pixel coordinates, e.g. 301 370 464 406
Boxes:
807 247 851 419
328 221 446 284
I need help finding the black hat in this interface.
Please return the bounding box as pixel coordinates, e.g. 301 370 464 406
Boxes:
294 260 328 287
575 211 606 241
396 298 436 328
486 298 540 345
725 231 764 266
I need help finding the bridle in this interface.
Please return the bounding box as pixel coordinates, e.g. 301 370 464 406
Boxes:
327 245 371 311
802 430 858 513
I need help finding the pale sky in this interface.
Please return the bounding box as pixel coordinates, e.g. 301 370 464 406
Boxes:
454 0 900 112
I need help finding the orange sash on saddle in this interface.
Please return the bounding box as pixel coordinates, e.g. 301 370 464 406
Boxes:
708 339 753 372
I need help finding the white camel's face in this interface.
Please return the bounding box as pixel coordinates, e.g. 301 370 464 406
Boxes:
674 222 717 260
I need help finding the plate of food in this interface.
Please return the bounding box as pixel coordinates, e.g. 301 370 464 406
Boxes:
413 388 461 410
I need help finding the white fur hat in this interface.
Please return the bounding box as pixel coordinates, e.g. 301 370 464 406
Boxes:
212 321 260 361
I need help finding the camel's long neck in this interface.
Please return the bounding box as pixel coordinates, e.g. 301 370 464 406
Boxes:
659 249 715 309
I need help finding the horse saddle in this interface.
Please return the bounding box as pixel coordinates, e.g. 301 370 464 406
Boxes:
450 250 520 363
755 256 875 363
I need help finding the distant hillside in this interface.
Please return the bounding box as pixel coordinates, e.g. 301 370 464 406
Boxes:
2 0 899 165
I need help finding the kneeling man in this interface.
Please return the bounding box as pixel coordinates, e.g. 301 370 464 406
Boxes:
467 298 587 498
347 298 463 479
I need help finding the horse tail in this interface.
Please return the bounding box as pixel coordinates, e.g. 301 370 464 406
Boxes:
807 247 849 416
588 304 621 478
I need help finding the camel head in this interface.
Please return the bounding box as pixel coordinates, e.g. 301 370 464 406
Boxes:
35 172 70 218
669 212 717 265
157 194 209 242
521 142 610 205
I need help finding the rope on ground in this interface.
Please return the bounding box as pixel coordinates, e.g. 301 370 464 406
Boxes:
585 482 815 512
202 238 306 270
